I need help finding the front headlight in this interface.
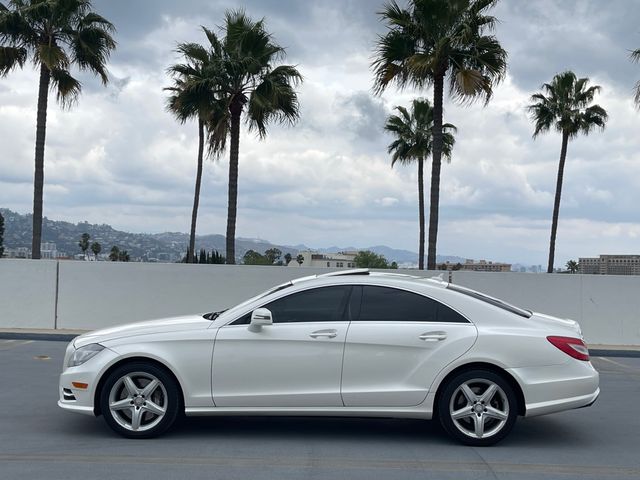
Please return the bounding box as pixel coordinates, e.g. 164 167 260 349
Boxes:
68 343 105 367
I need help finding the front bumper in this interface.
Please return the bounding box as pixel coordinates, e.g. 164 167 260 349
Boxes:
507 359 600 417
58 343 120 416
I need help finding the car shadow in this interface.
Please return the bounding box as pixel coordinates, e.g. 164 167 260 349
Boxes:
54 408 597 449
167 414 595 448
174 415 440 443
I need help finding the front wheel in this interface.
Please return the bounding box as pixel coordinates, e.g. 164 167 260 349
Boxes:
437 369 518 446
99 362 181 438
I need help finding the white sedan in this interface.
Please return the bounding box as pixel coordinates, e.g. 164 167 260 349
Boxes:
58 269 599 446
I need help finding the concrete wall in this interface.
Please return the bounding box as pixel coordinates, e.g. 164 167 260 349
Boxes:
450 271 640 346
1 260 638 346
56 262 349 330
0 259 58 328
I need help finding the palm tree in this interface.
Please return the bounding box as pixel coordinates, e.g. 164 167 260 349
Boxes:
109 245 119 261
0 0 116 259
527 71 608 273
165 34 229 263
0 211 4 258
206 11 302 263
373 0 507 270
90 241 101 259
78 233 90 259
631 48 640 107
566 259 579 274
385 98 456 270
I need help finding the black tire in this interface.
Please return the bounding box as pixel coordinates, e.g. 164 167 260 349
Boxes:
437 369 518 446
99 362 181 439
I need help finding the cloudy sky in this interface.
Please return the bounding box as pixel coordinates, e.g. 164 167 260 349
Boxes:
1 0 640 266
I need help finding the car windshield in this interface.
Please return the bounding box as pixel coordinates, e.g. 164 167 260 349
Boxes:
204 281 293 321
447 283 532 318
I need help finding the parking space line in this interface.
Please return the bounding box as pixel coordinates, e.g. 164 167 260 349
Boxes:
0 340 34 350
596 357 635 370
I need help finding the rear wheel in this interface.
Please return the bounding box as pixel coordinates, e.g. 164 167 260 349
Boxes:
438 369 518 446
99 362 180 438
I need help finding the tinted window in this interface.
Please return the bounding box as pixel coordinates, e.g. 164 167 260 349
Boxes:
232 286 351 324
357 286 468 323
446 284 531 318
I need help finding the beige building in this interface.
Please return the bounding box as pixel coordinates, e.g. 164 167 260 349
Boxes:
579 255 640 275
290 250 358 268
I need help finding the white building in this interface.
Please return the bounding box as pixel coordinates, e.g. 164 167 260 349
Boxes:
40 242 58 259
289 250 358 268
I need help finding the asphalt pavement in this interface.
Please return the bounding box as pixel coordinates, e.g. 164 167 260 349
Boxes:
1 339 639 480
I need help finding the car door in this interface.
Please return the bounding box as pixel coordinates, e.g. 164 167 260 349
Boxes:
341 285 477 407
212 285 352 407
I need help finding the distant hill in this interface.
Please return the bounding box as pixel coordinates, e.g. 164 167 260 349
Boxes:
0 208 464 265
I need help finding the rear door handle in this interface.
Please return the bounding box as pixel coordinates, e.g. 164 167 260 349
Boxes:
419 331 447 342
309 329 337 339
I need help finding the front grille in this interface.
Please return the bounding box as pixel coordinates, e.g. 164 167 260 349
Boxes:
63 388 76 401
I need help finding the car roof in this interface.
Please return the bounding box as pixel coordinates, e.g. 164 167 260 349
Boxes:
289 268 449 289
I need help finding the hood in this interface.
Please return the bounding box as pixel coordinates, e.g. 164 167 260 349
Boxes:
530 312 583 338
73 315 211 348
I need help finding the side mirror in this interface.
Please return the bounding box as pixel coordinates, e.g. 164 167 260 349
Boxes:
248 308 273 332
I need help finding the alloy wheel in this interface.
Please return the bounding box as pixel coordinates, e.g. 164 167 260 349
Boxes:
108 372 168 432
448 378 509 439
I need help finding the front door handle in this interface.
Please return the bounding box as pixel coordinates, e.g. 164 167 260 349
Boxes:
419 331 447 342
309 329 337 339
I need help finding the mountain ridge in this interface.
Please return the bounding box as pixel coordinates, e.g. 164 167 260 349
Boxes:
2 208 461 264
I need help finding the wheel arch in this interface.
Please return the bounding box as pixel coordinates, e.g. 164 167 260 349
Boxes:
433 362 526 417
93 356 185 416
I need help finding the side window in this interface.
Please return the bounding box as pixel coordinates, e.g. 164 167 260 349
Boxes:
232 286 351 325
266 286 351 323
232 312 252 325
357 286 468 323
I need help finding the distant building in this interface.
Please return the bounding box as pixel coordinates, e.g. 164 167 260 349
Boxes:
40 242 58 259
4 247 31 259
440 259 511 272
290 250 358 268
579 255 640 275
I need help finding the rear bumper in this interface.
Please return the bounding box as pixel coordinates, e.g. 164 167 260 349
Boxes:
524 387 599 417
507 360 600 417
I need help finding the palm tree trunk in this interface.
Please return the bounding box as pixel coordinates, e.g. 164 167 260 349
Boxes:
31 63 51 260
188 119 205 264
417 157 425 270
547 130 569 273
225 99 243 264
427 73 445 270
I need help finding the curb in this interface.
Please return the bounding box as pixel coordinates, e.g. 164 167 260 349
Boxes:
590 349 640 358
0 332 78 342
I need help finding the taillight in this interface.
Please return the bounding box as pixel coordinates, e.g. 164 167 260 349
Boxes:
547 336 590 361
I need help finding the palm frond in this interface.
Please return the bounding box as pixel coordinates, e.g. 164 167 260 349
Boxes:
0 44 26 75
204 98 230 158
176 42 209 65
50 67 81 108
71 25 115 84
36 42 69 70
247 64 301 137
